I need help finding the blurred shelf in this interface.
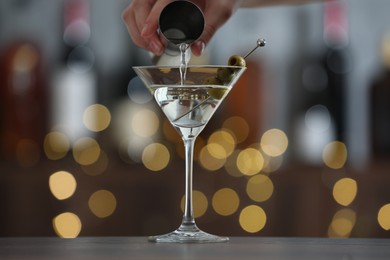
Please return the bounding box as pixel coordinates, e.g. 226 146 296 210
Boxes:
1 157 390 238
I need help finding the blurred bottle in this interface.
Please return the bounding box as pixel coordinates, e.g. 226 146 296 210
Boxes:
370 33 390 159
50 0 97 142
293 0 351 164
321 0 350 141
0 41 47 166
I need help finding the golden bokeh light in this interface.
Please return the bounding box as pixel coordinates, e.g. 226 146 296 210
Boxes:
53 212 82 238
224 150 243 178
88 190 117 218
208 130 236 157
328 208 356 238
49 171 77 200
196 136 206 160
83 104 111 132
262 154 284 173
239 205 267 233
125 136 153 163
222 116 249 143
260 128 288 157
72 137 101 166
206 143 227 160
246 174 274 202
322 141 348 169
332 178 357 206
199 144 226 171
142 143 170 171
132 108 159 137
378 204 390 230
81 150 109 176
212 188 240 216
237 148 264 176
181 190 208 218
44 131 70 160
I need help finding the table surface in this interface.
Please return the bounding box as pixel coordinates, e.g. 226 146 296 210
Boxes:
1 237 390 260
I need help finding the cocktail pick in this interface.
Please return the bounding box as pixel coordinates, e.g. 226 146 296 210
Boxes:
243 38 266 59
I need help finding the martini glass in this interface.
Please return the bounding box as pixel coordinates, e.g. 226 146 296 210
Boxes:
133 65 246 243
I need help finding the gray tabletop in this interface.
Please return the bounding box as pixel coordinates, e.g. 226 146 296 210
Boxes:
1 237 390 259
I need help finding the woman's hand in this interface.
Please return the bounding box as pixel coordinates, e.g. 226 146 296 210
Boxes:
122 0 242 56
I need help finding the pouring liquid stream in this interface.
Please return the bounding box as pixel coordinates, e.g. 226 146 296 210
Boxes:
179 43 189 85
172 43 213 124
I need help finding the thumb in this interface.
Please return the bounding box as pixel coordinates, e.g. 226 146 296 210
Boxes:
191 22 216 56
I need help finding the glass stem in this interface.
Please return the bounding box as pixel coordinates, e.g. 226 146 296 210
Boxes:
180 135 197 230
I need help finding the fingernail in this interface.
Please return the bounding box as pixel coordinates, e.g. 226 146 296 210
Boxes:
194 40 205 56
141 23 150 37
149 41 163 56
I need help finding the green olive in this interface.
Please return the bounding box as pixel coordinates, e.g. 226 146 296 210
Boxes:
216 68 234 83
228 55 246 67
203 76 223 85
208 88 227 100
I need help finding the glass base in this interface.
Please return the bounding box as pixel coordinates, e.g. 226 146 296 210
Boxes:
148 225 228 243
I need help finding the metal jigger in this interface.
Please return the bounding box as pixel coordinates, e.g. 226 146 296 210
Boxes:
153 0 205 65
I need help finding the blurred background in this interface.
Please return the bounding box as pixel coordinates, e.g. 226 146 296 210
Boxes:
1 0 390 238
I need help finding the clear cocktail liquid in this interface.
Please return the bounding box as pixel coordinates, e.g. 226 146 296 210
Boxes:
151 44 231 138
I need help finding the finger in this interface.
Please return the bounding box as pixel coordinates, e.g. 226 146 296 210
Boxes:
142 0 173 36
122 0 165 52
122 3 149 49
141 0 174 55
191 40 205 56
